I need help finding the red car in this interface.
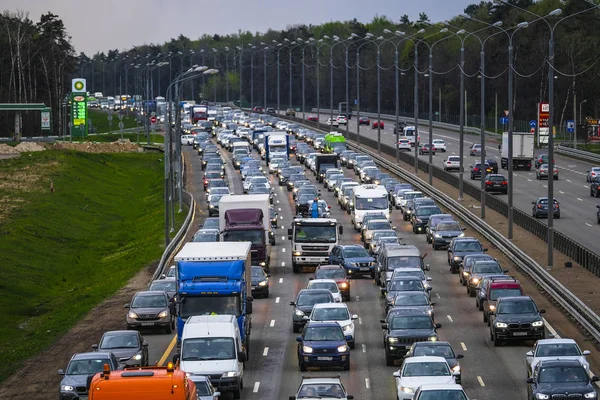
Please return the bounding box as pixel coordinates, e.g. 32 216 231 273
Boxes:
358 116 370 125
252 106 264 113
311 265 350 301
371 121 384 129
307 116 318 122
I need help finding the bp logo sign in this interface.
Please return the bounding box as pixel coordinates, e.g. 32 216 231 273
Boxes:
71 78 87 93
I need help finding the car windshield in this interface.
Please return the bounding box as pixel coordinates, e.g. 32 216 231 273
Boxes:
182 337 235 361
454 241 482 252
309 282 339 293
418 391 467 400
536 343 582 357
343 247 370 258
100 334 139 349
390 279 424 291
416 207 442 216
538 366 588 383
179 295 241 318
414 344 455 358
390 315 433 330
490 288 522 300
297 292 332 307
251 267 266 278
303 326 344 341
193 381 211 396
497 300 537 314
149 281 176 292
131 294 166 308
316 270 346 280
387 256 422 270
368 221 392 230
472 262 502 274
355 197 388 210
489 176 505 182
294 225 337 243
437 222 461 231
312 307 350 321
202 219 219 229
193 233 217 242
67 359 111 375
298 384 345 399
402 362 451 377
223 230 264 245
394 293 429 306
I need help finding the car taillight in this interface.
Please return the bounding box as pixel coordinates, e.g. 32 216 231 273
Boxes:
447 162 451 164
502 181 507 185
486 181 493 185
474 168 480 172
537 204 542 209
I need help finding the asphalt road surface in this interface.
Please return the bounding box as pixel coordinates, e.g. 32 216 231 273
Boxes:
138 135 564 400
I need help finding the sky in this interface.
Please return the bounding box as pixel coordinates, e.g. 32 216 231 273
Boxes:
3 0 475 55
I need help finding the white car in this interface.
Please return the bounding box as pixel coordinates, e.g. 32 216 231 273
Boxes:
525 338 591 377
243 176 270 193
336 115 348 125
292 376 353 400
269 158 285 173
432 139 447 152
370 235 401 255
306 279 342 302
326 174 344 191
398 139 411 151
327 118 340 127
307 303 358 348
443 156 461 172
394 189 414 209
586 166 600 182
412 384 468 400
306 199 331 218
393 356 457 399
181 135 195 145
206 187 230 202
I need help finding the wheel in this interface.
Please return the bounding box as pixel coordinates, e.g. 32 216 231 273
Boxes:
426 235 431 244
432 152 436 156
349 341 355 350
343 360 350 370
493 334 500 347
433 243 438 250
385 353 394 366
165 322 173 334
554 176 558 180
299 360 307 371
555 214 560 219
233 387 241 399
293 325 300 333
292 263 300 273
478 301 484 311
483 312 488 322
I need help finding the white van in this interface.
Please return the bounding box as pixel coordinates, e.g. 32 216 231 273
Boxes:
351 184 390 230
179 315 246 399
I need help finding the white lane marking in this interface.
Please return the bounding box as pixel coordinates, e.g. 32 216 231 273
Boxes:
543 184 547 188
586 223 592 227
282 248 286 252
281 261 286 267
461 342 467 351
362 344 367 353
447 315 453 322
358 317 363 325
435 293 441 299
278 207 282 211
277 200 280 204
280 216 284 220
356 296 360 302
275 297 280 304
281 236 285 240
527 179 532 182
559 191 565 194
263 347 269 356
544 318 560 338
253 382 260 393
567 179 571 182
583 185 589 189
365 378 370 389
477 376 485 387
270 320 275 327
279 278 283 283
577 198 583 201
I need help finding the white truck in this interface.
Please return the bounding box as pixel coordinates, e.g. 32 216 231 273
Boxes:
500 132 534 171
401 126 420 147
351 184 391 230
219 194 273 269
288 218 344 273
263 131 289 162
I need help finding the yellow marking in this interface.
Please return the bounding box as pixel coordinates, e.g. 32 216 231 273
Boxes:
158 334 177 366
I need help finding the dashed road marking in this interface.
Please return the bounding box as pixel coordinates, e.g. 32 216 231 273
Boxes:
356 296 360 302
435 293 441 299
584 185 589 189
527 179 532 182
280 216 283 220
278 208 282 211
447 315 453 322
362 344 367 353
365 378 370 389
543 184 547 188
279 278 283 283
277 200 280 204
477 376 485 387
559 191 565 194
358 318 363 325
270 320 275 327
282 248 286 252
281 261 285 267
275 297 280 304
253 382 260 393
461 342 467 351
281 236 285 240
586 223 592 227
544 318 560 338
263 347 269 356
566 179 571 182
577 198 583 201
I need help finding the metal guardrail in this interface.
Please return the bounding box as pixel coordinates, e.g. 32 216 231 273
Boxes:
557 143 600 163
278 113 600 346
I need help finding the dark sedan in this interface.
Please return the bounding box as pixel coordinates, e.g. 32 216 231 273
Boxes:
532 197 560 219
470 161 492 180
92 330 148 368
251 266 270 298
430 220 466 250
125 290 175 333
358 116 370 125
484 174 508 194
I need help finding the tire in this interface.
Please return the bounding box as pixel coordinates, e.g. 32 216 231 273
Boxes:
292 263 300 274
479 301 484 311
433 243 438 250
469 288 475 298
493 334 500 347
483 312 488 323
165 322 173 334
299 361 307 372
385 353 394 366
349 341 355 350
293 325 300 333
233 387 242 400
343 360 350 370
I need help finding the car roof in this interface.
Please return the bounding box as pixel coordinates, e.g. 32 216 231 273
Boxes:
134 290 166 296
393 267 423 272
539 359 584 368
102 330 138 337
305 321 343 329
536 338 578 345
489 280 521 289
316 264 345 270
301 377 343 384
389 308 430 316
72 351 114 360
418 383 465 391
404 356 448 363
313 302 348 310
309 279 338 284
413 341 451 347
497 295 533 302
298 289 333 296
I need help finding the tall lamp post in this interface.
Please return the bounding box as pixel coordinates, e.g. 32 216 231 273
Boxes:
327 35 353 138
273 39 293 114
355 33 378 146
300 38 317 121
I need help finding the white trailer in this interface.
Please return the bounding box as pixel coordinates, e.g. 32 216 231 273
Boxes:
500 132 534 171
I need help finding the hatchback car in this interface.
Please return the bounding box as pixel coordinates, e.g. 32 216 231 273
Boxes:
536 163 559 180
92 330 148 368
307 303 358 348
398 139 412 151
371 120 384 129
484 174 508 194
418 144 436 155
432 139 447 152
470 161 492 180
358 116 370 125
297 321 351 371
532 197 560 219
405 341 464 384
443 156 461 172
125 290 175 333
469 143 485 156
58 352 120 400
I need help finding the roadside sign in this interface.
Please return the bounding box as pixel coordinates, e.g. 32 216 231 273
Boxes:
150 116 157 124
530 128 535 134
118 114 124 121
566 120 575 133
529 120 537 128
499 117 509 124
118 122 124 129
41 111 51 130
107 114 113 121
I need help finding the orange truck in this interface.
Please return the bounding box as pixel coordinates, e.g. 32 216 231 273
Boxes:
88 363 197 400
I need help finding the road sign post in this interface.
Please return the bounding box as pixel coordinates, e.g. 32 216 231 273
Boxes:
538 103 550 146
71 78 88 138
41 108 51 133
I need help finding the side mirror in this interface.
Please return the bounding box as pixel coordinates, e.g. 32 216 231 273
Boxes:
58 369 65 376
456 354 464 359
124 304 130 309
302 316 309 321
583 350 591 356
308 276 315 280
426 277 433 282
462 227 467 231
246 301 253 315
435 323 442 329
539 309 546 314
526 378 534 384
142 341 148 347
287 228 293 236
483 248 488 252
289 397 297 400
381 323 388 329
237 351 247 362
392 226 397 230
92 344 98 350
172 353 181 364
296 337 302 342
380 287 387 293
503 269 509 273
426 287 432 291
393 371 400 378
430 302 436 306
352 314 358 320
290 301 296 306
345 335 353 341
338 225 344 235
213 393 221 398
526 351 533 357
267 274 271 277
532 201 536 205
347 396 354 400
592 376 600 383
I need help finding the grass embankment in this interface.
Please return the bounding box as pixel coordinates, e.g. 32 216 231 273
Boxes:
69 132 164 144
0 150 167 382
88 109 140 133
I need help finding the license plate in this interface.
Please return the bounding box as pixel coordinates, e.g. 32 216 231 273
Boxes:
513 332 528 336
317 357 333 361
141 322 154 326
251 287 257 290
360 267 370 271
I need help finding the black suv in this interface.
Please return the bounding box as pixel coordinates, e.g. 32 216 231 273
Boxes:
290 289 334 333
381 308 441 366
527 359 599 400
489 296 546 346
411 205 442 234
447 237 488 274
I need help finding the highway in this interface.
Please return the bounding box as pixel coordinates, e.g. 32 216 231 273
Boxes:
293 111 600 253
138 133 562 400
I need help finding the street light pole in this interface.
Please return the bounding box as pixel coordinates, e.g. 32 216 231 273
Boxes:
263 45 267 110
377 42 382 154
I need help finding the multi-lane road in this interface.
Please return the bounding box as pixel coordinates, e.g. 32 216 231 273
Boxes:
138 134 570 400
293 111 600 253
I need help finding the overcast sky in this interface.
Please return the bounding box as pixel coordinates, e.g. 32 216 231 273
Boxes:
4 0 475 55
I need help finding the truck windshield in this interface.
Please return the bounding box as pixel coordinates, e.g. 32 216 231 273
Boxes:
269 144 287 152
355 197 388 210
182 337 235 361
294 225 337 243
180 295 241 318
224 230 265 246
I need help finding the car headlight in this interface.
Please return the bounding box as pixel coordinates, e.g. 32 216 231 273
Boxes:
434 233 442 238
400 386 414 393
428 336 437 342
222 371 237 378
536 394 550 400
293 251 302 256
258 281 268 287
470 278 480 284
458 233 465 237
488 304 496 311
132 353 142 361
388 337 398 343
341 323 353 332
339 282 348 289
406 210 412 214
463 271 470 277
302 346 313 353
451 365 460 373
427 309 433 315
584 392 597 399
295 309 305 317
61 385 74 391
496 322 508 328
158 310 169 318
532 320 544 327
337 344 348 352
127 311 139 319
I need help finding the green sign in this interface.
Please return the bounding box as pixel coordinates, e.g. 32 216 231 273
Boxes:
71 93 88 137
